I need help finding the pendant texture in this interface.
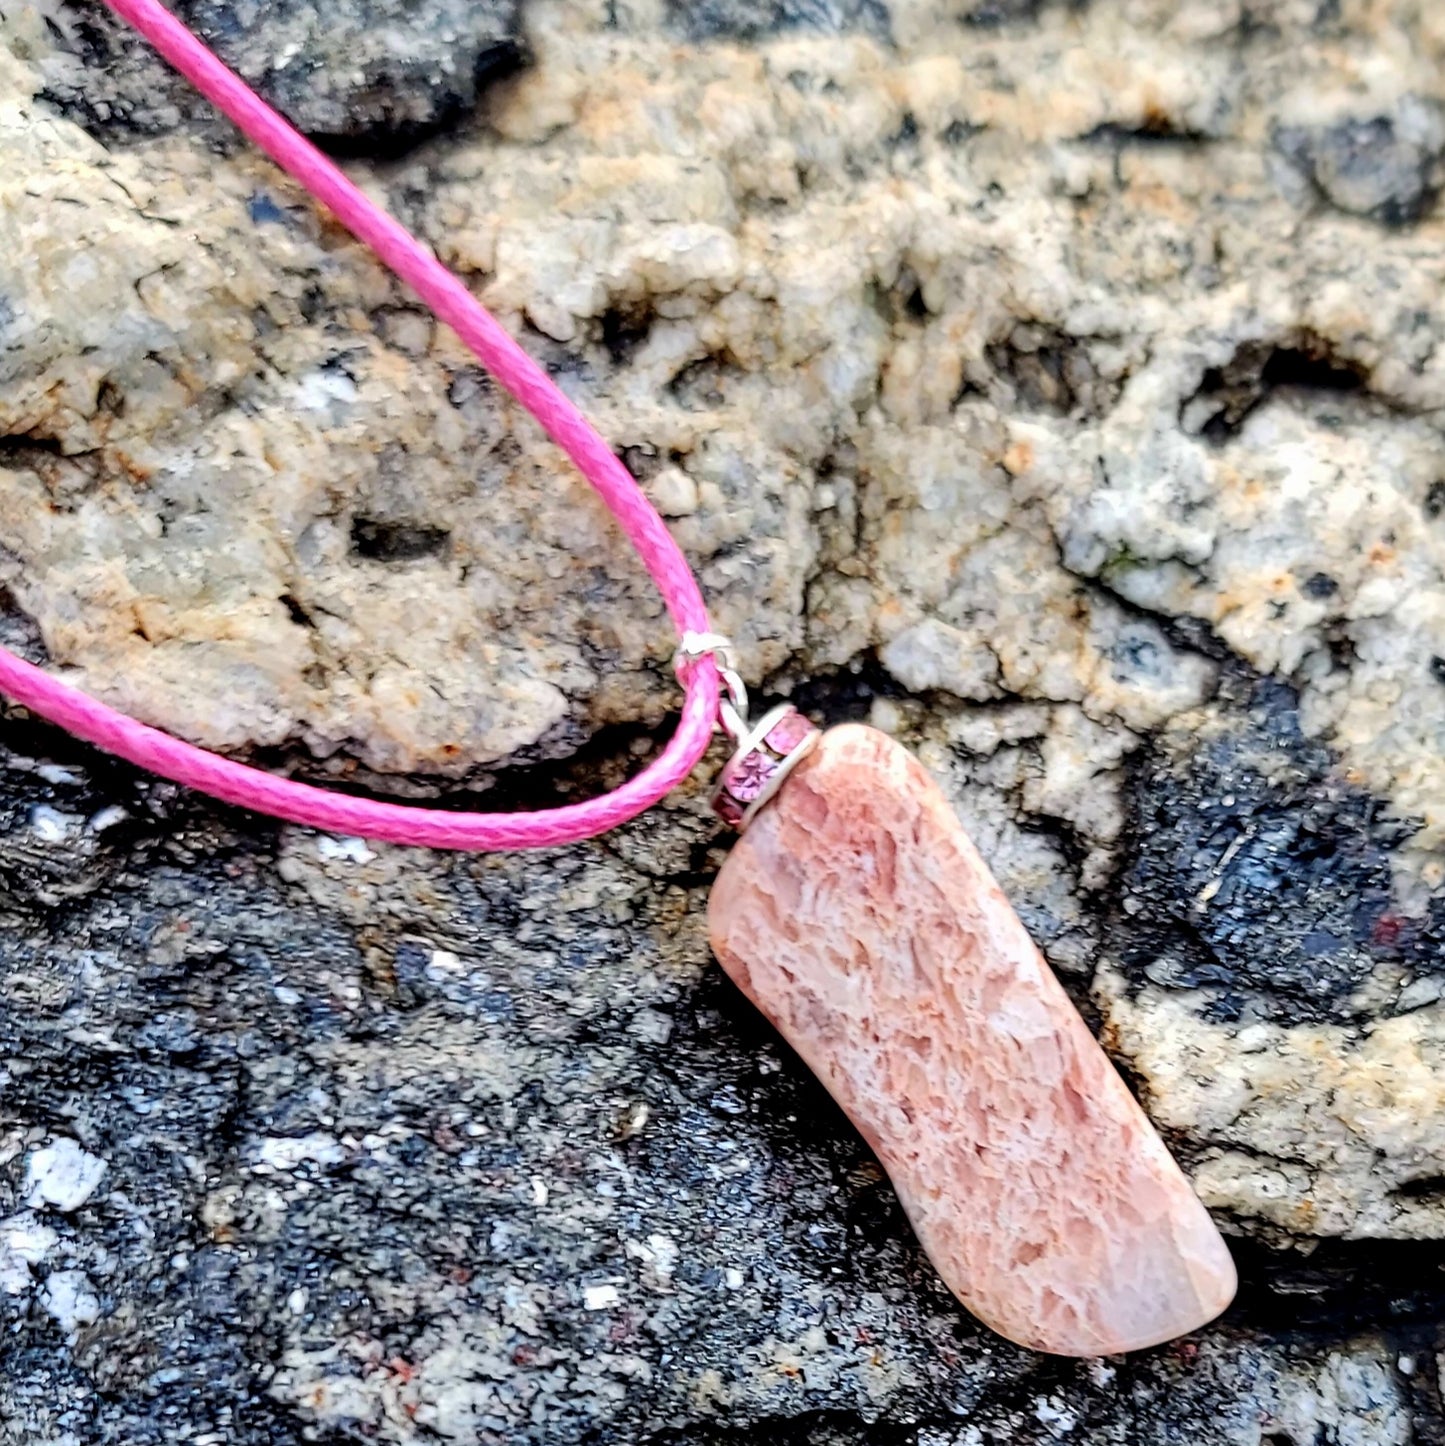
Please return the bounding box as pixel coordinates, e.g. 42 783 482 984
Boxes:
709 724 1236 1357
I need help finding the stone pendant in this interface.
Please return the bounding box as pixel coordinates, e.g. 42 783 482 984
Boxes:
708 717 1237 1357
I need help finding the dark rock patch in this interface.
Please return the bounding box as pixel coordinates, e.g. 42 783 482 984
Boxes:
0 587 47 667
1274 101 1445 225
1180 333 1369 441
958 0 1093 25
984 323 1123 418
349 515 452 563
1110 670 1439 1023
36 0 527 155
663 0 890 44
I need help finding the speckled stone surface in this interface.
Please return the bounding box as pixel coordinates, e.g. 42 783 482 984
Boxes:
710 725 1235 1356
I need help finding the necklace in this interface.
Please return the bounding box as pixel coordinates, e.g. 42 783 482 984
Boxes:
0 0 1236 1357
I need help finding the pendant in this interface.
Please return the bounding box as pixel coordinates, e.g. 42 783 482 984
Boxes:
708 710 1237 1357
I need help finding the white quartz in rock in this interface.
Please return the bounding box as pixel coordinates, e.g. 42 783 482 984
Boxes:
40 1269 101 1335
0 1213 57 1295
24 1139 108 1212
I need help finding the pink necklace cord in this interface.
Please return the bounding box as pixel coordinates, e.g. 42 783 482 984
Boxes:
0 0 724 850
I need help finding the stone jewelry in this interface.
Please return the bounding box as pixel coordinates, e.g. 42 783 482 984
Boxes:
712 719 1235 1354
0 0 1236 1356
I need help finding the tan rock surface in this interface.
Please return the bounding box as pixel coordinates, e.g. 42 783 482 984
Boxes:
5 0 1441 820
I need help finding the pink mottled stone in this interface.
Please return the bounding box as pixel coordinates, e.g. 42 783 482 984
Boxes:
709 725 1236 1357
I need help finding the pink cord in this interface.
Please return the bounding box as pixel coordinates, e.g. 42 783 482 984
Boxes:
0 0 724 850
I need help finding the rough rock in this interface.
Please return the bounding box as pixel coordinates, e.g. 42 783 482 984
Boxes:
2 0 1445 1438
16 0 526 151
0 730 1440 1444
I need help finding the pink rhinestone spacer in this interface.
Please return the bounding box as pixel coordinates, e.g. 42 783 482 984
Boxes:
764 710 816 753
712 704 821 831
728 750 775 803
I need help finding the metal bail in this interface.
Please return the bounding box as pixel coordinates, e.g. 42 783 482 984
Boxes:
711 703 821 831
675 630 750 740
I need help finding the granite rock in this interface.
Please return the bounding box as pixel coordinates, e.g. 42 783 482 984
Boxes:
3 0 1445 1438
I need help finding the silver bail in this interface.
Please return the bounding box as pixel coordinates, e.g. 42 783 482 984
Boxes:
674 630 750 740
